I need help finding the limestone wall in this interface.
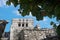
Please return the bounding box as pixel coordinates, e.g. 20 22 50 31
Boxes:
10 18 56 40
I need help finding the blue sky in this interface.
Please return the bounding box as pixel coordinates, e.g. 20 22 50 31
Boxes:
0 0 59 32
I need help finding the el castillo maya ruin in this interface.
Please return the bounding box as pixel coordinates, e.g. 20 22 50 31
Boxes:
0 18 59 40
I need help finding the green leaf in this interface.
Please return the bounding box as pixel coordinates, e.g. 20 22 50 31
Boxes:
6 1 11 5
6 0 60 21
56 25 60 36
50 21 54 25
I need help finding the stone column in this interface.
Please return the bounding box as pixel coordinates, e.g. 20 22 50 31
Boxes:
21 23 22 27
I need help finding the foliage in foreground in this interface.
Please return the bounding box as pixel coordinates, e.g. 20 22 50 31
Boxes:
6 0 60 36
56 25 60 37
51 22 60 37
6 0 60 20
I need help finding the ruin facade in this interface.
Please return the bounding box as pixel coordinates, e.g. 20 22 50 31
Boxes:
10 18 56 40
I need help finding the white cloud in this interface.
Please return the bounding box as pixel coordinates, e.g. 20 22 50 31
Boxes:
0 1 2 7
29 12 32 16
13 10 21 16
43 18 47 21
13 10 33 17
2 0 6 5
0 0 7 7
56 23 59 26
38 5 41 8
0 0 13 8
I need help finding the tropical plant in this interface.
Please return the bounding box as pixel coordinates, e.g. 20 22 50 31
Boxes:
6 0 60 20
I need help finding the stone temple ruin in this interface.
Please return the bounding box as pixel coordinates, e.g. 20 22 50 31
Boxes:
10 18 57 40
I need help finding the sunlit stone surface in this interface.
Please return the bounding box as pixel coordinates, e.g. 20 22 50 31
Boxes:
10 18 56 40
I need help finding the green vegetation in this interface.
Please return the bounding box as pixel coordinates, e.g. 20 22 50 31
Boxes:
51 21 60 37
6 0 60 20
6 0 60 37
56 25 60 37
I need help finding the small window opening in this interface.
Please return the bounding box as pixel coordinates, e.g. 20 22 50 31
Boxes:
22 24 24 27
18 23 21 27
26 23 28 27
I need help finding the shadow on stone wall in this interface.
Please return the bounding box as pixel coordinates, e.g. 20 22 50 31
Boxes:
0 20 8 39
